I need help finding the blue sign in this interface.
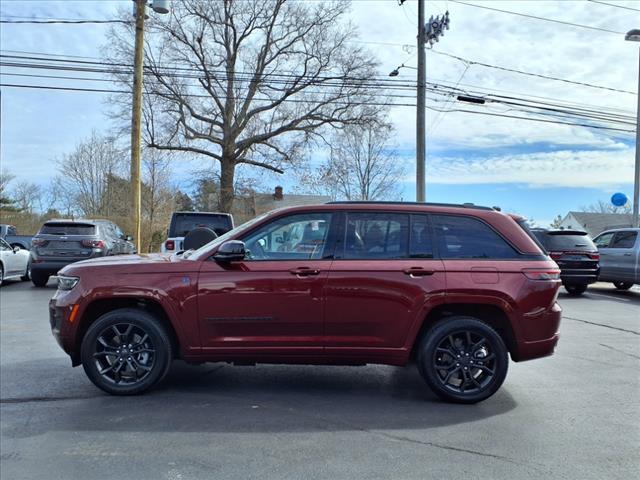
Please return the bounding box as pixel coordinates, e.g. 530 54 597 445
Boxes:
611 192 628 207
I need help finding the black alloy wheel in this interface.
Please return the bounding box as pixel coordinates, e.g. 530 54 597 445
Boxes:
81 309 172 395
417 317 508 404
613 281 633 291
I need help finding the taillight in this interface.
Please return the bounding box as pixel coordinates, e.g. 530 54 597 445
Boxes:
82 239 106 249
588 253 600 260
31 238 46 247
522 269 561 280
165 240 175 250
549 251 563 260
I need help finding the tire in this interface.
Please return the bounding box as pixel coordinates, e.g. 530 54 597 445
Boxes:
564 284 587 296
31 271 49 287
80 308 172 395
21 261 31 281
416 316 509 404
0 264 4 287
613 281 633 291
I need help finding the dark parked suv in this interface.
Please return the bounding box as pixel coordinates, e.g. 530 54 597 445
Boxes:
31 219 135 287
49 202 561 403
531 229 599 296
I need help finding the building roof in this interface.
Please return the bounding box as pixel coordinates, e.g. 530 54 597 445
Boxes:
565 211 633 237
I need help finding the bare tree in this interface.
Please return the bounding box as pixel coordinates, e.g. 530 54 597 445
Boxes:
549 215 563 229
142 150 176 251
107 0 380 212
580 199 632 214
56 132 125 217
303 120 405 201
11 181 42 214
0 168 15 197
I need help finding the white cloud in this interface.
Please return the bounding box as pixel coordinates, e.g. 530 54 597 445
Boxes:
406 145 635 187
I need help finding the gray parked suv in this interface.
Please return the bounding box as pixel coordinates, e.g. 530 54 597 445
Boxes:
593 228 639 290
30 219 135 287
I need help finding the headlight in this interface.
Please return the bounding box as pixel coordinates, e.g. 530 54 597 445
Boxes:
57 276 80 290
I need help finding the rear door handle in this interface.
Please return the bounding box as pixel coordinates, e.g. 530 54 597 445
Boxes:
289 267 320 276
403 267 435 277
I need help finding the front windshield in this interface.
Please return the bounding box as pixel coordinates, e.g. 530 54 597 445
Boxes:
184 211 272 260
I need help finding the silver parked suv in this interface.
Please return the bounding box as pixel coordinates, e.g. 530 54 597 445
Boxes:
593 228 639 290
30 219 135 287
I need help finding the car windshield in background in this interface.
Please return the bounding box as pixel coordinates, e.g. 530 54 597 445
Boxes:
535 231 596 251
39 223 96 235
170 214 233 237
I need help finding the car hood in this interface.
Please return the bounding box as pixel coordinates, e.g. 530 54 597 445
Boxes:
59 253 199 275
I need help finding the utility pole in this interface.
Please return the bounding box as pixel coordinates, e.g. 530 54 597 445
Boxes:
130 0 146 253
416 0 426 202
129 0 170 253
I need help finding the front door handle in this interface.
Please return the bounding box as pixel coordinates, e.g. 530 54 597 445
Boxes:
289 267 320 276
403 267 435 277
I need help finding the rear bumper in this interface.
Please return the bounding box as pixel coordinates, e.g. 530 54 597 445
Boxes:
560 269 599 286
32 260 76 276
513 302 562 362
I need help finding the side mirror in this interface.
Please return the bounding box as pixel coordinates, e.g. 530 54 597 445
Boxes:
213 240 245 262
12 246 20 253
125 235 133 242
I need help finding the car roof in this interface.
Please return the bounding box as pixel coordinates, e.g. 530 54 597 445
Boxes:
596 227 640 235
44 219 97 225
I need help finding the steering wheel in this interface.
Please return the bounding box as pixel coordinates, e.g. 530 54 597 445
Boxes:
247 240 266 260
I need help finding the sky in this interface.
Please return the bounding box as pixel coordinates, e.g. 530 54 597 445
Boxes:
0 0 637 226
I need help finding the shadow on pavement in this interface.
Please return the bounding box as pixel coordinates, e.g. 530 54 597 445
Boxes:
1 358 518 437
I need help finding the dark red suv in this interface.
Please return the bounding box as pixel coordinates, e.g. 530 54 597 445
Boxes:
49 202 561 403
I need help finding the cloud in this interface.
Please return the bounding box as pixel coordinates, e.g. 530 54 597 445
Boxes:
407 146 635 188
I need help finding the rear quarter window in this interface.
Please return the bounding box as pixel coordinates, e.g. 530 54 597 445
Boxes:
39 223 96 235
432 215 519 259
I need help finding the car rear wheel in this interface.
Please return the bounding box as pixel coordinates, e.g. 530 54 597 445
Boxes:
564 284 587 296
417 317 509 404
0 265 4 286
613 281 633 291
31 272 49 287
81 308 172 395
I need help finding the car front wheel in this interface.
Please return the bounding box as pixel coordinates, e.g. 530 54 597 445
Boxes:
613 281 633 291
80 308 172 395
417 316 509 404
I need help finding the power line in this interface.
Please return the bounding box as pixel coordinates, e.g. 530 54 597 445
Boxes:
449 1 627 35
0 19 129 25
430 50 636 95
1 82 634 134
587 0 640 12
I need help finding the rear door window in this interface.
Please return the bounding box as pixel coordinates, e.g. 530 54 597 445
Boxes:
344 212 409 259
610 231 637 249
39 223 96 235
410 214 433 259
432 215 518 259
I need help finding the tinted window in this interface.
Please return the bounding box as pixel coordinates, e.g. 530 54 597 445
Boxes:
40 223 96 235
7 226 17 235
540 232 596 252
410 215 433 258
433 215 518 259
610 231 637 249
344 212 409 259
594 232 614 248
243 213 333 260
170 213 233 237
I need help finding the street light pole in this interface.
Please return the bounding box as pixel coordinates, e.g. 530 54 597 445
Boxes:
625 29 640 228
416 0 426 202
130 0 146 253
130 0 170 253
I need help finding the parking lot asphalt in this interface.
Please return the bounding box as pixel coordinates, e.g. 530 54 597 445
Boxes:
1 279 638 480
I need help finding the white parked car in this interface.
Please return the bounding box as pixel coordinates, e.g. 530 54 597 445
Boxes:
0 237 30 286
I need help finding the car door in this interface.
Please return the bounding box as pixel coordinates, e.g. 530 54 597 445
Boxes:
0 238 19 275
197 211 338 354
324 212 446 358
593 232 615 280
607 230 638 282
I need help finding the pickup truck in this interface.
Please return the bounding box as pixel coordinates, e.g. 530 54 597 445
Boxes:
593 227 639 290
0 224 33 250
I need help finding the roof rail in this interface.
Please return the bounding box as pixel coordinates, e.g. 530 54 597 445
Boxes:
325 201 495 211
